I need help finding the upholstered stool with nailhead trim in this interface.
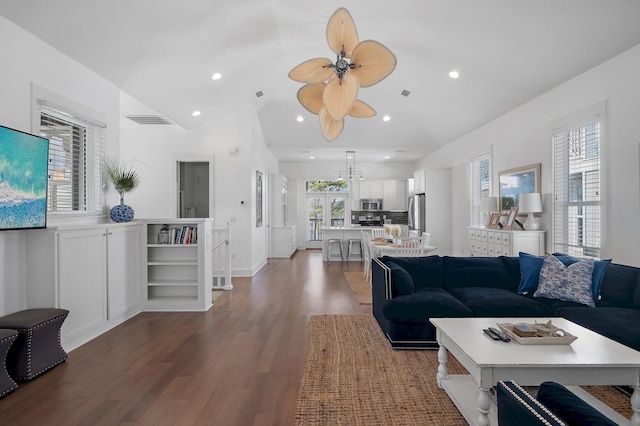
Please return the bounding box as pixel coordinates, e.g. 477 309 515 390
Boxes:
0 329 18 397
0 308 69 381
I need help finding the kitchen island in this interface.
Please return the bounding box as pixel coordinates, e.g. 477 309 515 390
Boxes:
322 226 383 261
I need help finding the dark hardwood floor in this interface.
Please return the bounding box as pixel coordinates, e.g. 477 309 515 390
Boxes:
0 249 369 425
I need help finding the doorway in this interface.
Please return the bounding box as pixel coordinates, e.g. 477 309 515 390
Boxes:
305 193 346 249
173 154 214 219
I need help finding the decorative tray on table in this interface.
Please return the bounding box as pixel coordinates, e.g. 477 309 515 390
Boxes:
497 320 578 345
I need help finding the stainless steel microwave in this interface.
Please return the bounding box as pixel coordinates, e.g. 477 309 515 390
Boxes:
360 198 383 211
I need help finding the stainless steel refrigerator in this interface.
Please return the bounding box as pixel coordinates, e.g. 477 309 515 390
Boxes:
408 194 426 234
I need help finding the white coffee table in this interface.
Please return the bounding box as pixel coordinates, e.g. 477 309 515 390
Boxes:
429 317 640 426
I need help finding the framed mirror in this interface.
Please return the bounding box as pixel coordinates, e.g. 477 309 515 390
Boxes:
498 163 540 211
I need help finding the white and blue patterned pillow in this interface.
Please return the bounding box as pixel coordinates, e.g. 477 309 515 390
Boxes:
534 254 596 307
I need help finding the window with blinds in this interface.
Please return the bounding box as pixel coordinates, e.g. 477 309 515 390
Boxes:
552 115 601 259
39 106 104 213
471 153 491 227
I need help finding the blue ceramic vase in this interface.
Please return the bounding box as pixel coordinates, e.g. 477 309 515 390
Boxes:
110 196 134 222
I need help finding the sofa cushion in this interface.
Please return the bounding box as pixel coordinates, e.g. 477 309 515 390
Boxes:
443 256 515 291
383 256 444 288
382 287 473 323
518 252 545 294
599 263 639 308
558 306 640 351
449 287 554 317
534 255 595 307
537 381 617 425
553 253 612 301
387 261 415 295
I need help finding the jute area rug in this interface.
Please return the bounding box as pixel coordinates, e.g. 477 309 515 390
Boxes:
343 271 372 304
294 314 633 425
294 314 467 425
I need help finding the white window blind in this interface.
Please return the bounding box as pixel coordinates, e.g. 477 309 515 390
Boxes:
471 153 491 227
39 105 104 213
552 115 601 259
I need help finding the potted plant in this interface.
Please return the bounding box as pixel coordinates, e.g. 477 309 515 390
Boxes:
103 156 141 222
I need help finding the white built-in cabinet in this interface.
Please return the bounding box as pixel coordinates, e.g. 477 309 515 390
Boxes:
271 174 288 227
413 168 426 194
25 222 141 351
270 226 297 258
468 227 545 257
350 179 407 211
142 218 213 312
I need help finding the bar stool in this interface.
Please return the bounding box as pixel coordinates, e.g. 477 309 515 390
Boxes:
327 239 344 260
347 239 362 260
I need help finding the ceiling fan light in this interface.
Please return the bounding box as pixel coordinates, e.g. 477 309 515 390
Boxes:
326 8 359 58
289 58 335 83
319 108 344 141
323 74 359 120
297 83 326 115
350 40 397 87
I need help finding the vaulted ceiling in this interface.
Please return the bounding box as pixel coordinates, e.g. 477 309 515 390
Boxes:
2 1 640 163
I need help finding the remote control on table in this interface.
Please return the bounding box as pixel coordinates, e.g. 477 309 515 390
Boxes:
489 327 511 342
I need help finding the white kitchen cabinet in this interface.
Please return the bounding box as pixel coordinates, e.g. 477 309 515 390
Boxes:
25 222 141 351
413 168 426 194
270 225 297 258
359 180 384 200
383 180 408 210
142 219 213 312
468 227 545 257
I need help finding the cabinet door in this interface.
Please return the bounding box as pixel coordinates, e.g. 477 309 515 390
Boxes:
107 226 141 319
413 169 426 193
57 229 107 342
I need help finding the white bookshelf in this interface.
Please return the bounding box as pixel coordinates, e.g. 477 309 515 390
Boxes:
142 218 213 311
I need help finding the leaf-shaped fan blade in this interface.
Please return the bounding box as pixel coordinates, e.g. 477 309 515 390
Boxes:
320 108 345 141
350 40 397 87
288 58 334 83
326 8 359 58
297 83 326 115
323 74 359 121
348 100 376 118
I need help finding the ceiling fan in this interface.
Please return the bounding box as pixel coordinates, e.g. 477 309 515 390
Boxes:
289 8 397 141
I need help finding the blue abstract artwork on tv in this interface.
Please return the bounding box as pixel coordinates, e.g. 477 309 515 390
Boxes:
0 125 49 230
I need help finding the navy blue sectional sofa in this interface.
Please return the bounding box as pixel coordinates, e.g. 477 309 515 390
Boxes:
371 254 640 350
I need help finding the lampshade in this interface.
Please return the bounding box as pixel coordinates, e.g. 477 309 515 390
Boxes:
519 193 542 213
519 193 542 231
480 197 498 213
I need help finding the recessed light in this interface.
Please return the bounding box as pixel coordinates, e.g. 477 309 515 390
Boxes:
212 73 222 80
297 115 304 122
383 115 391 122
192 111 201 117
384 155 390 159
449 70 460 79
309 156 315 159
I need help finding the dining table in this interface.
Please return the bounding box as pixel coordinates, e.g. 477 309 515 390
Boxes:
368 237 437 258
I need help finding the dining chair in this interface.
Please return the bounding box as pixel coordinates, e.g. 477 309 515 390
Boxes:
361 230 372 281
421 232 431 246
392 238 423 257
408 229 420 238
371 228 386 239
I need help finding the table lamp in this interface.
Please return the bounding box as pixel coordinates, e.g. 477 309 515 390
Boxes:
519 193 542 230
480 197 498 227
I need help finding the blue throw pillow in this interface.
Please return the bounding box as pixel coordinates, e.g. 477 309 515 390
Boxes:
517 252 544 294
552 253 612 301
534 254 595 307
387 261 415 295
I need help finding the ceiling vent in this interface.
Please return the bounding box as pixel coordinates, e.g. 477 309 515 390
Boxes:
401 89 410 97
255 90 264 98
125 115 174 125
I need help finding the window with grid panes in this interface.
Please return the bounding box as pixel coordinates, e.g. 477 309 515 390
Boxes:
552 114 601 259
39 105 104 214
471 153 491 227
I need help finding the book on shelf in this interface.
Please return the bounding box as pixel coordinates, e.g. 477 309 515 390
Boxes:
166 226 198 244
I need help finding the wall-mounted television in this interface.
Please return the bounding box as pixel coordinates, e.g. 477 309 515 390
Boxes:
0 124 49 231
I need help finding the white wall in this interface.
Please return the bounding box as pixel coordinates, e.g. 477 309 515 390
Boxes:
119 93 278 276
416 43 640 266
0 17 121 316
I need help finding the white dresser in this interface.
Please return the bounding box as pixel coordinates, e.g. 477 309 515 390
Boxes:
468 227 545 257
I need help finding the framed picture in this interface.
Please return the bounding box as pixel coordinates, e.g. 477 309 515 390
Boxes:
488 212 501 229
499 163 541 211
503 207 519 230
256 170 263 227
